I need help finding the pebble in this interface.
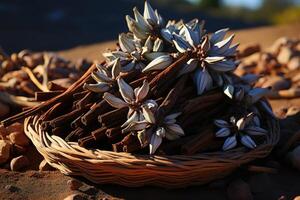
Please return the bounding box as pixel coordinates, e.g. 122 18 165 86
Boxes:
9 131 30 147
227 179 253 200
238 44 261 58
67 179 83 191
0 101 10 118
261 76 291 91
277 46 294 64
39 159 55 171
0 140 12 165
289 145 300 171
10 155 29 171
286 106 300 117
63 193 87 200
288 57 300 71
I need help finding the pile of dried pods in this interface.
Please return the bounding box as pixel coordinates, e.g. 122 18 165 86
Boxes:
236 37 300 99
3 1 274 156
0 49 91 171
0 48 91 119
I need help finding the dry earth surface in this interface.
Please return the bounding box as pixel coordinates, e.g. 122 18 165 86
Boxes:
1 24 300 200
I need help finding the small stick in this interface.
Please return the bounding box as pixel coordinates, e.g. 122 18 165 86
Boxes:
47 81 68 91
76 91 95 109
105 127 122 143
91 127 107 141
35 91 63 101
81 100 111 125
98 107 127 128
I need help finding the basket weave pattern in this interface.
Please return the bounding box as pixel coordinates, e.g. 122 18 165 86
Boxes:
24 108 279 188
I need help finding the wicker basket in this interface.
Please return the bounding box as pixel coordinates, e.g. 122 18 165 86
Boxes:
24 106 279 188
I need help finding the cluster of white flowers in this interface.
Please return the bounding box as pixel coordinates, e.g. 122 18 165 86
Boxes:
84 1 272 154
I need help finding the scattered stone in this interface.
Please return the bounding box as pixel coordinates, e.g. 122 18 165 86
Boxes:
0 140 12 165
67 179 83 191
227 179 253 200
288 57 300 71
261 76 291 91
286 106 300 117
238 44 261 58
4 184 20 193
248 173 271 194
9 131 30 147
10 155 29 171
277 46 294 64
39 159 55 171
63 193 87 200
289 145 300 171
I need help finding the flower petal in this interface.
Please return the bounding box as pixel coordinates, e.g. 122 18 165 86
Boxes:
178 58 198 76
216 128 231 137
222 135 237 151
122 121 149 133
111 58 121 79
117 78 135 103
223 84 234 99
83 82 111 93
142 55 173 72
143 1 158 26
208 60 236 72
136 80 149 102
194 68 212 95
241 135 257 149
210 28 229 44
244 126 268 136
121 111 139 128
103 92 128 108
214 119 230 128
166 123 184 136
142 105 156 124
119 33 135 53
149 133 162 154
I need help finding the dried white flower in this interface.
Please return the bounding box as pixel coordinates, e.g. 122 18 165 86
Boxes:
123 110 184 154
103 78 157 127
83 59 121 93
214 112 267 151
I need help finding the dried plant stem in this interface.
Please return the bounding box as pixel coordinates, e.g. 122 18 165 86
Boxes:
0 91 39 107
22 66 49 92
98 107 127 128
35 91 63 101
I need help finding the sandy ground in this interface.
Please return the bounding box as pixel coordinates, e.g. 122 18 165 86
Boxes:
1 24 300 200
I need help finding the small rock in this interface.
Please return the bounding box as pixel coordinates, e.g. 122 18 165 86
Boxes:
289 145 300 171
248 173 271 194
0 101 10 118
288 57 300 71
286 106 300 117
5 184 20 193
261 76 291 91
9 131 30 147
277 46 294 64
10 155 29 171
67 179 83 191
63 193 87 200
238 44 261 58
0 140 12 165
39 159 54 171
227 179 253 200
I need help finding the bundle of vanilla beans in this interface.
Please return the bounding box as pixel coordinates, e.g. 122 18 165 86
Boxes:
0 48 91 119
2 1 273 155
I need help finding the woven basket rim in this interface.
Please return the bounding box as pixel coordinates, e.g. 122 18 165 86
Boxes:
23 103 280 188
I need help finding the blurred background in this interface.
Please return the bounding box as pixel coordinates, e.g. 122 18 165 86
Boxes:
1 0 299 53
